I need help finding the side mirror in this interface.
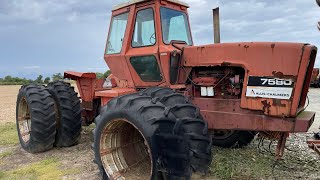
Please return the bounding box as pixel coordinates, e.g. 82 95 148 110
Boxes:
169 51 181 84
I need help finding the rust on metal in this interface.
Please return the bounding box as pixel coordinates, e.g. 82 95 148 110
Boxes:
261 100 271 114
258 131 282 140
258 131 289 158
100 148 116 155
271 43 276 49
18 97 31 143
221 61 231 66
272 99 286 107
309 143 320 155
99 118 152 179
111 173 123 180
192 98 314 132
275 132 289 159
20 131 30 136
18 115 30 121
307 139 320 155
192 77 218 86
272 71 297 80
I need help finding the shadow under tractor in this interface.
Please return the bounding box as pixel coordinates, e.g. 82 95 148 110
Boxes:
16 0 318 179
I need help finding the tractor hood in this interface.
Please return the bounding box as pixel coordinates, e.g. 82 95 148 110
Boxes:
182 42 317 117
183 42 314 71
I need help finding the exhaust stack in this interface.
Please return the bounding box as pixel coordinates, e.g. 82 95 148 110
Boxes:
213 7 220 43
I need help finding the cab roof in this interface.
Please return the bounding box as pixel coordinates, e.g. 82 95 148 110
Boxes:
112 0 189 11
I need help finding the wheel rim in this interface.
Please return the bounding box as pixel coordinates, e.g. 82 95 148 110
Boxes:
99 118 152 180
210 130 235 140
18 97 31 143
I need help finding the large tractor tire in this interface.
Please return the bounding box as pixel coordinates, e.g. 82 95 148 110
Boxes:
210 130 255 148
16 84 56 153
47 81 82 147
142 87 212 173
93 93 193 179
143 87 254 149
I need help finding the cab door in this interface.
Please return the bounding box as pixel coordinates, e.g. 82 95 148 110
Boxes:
125 5 166 87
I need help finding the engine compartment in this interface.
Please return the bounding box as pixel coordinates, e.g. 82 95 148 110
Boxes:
190 66 245 99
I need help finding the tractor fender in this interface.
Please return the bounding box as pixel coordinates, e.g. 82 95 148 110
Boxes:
64 71 97 102
64 71 96 80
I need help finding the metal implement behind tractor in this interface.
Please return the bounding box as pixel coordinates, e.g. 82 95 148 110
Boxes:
16 0 318 179
310 68 320 87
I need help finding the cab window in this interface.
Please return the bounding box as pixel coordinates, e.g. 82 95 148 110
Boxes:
130 56 162 82
160 7 192 45
132 8 156 47
106 12 129 54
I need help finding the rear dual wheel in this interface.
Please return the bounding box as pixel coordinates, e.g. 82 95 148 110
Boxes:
47 81 82 147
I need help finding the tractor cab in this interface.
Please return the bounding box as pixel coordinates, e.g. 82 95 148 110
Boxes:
104 0 192 89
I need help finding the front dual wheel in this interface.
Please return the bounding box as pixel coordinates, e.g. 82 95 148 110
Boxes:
16 83 82 153
16 85 56 153
93 89 213 179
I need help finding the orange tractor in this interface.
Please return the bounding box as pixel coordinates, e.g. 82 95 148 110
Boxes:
16 0 318 179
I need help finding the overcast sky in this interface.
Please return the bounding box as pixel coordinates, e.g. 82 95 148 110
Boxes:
0 0 319 79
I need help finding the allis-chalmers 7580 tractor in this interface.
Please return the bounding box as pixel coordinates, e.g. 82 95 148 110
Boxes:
16 0 318 179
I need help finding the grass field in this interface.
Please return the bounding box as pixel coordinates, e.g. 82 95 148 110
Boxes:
0 85 320 179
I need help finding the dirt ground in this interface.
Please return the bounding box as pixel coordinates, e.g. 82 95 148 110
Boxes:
0 85 100 179
0 85 320 179
0 86 19 124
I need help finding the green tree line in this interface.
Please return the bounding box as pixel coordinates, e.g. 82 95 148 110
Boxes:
0 73 64 85
0 70 111 85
